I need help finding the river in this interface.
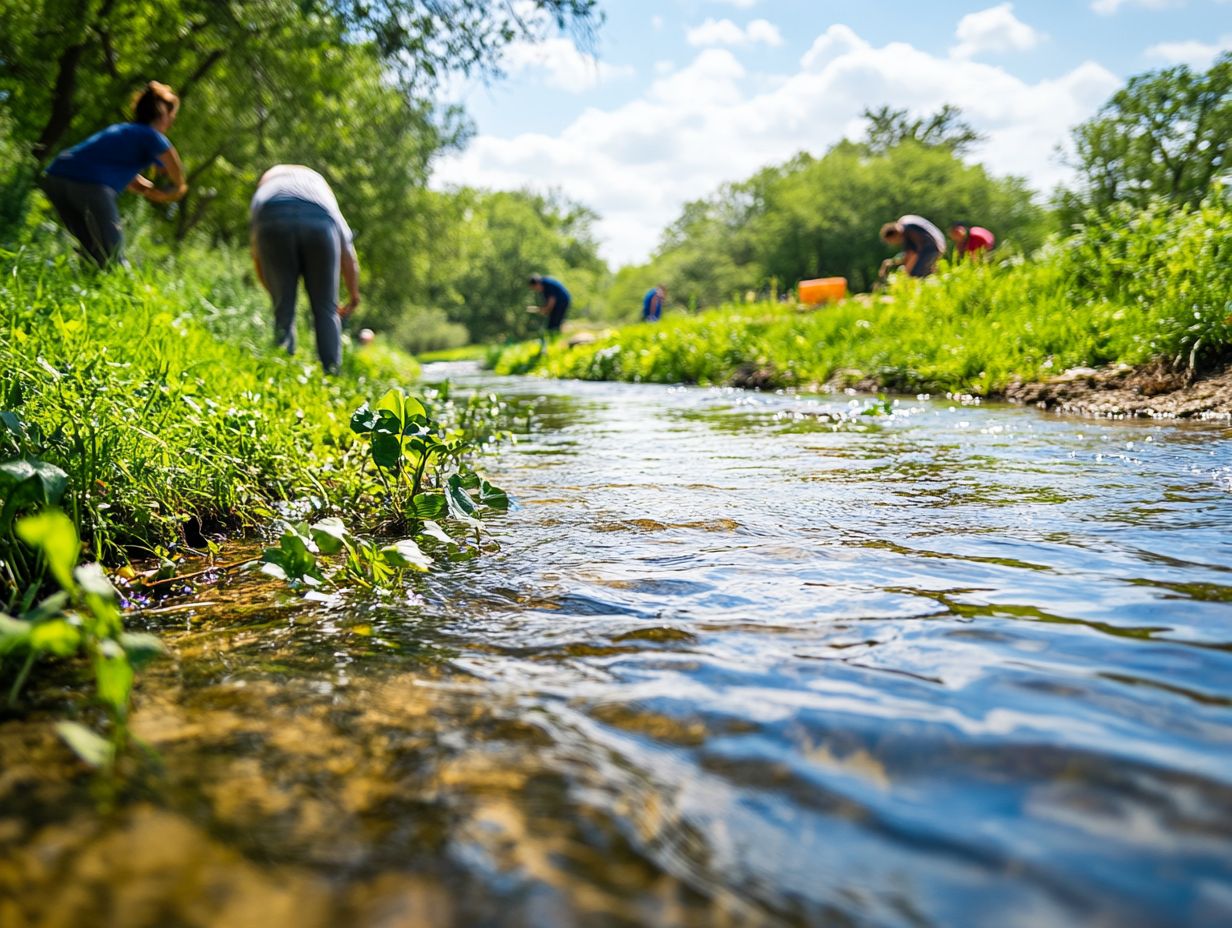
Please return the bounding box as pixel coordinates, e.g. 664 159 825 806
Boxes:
2 364 1231 927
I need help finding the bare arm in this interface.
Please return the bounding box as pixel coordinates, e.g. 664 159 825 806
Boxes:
339 243 360 317
131 145 188 204
903 251 919 274
250 227 268 293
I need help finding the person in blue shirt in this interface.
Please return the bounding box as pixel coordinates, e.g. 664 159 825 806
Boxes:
527 274 571 334
40 81 188 267
642 284 666 322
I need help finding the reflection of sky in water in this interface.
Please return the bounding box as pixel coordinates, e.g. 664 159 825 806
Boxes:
3 366 1231 927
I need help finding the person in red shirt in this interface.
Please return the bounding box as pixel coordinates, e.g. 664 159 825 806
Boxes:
949 223 995 260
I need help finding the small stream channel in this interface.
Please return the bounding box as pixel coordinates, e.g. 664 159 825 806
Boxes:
3 363 1232 927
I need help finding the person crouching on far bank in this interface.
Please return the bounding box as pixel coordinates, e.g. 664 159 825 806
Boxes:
250 165 360 374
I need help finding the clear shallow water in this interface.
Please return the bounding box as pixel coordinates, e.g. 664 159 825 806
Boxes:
3 365 1232 927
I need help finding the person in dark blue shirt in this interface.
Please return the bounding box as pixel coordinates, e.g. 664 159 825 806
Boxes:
528 274 571 333
642 285 666 322
41 81 188 267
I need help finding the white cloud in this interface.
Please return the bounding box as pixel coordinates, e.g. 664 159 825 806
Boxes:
435 24 1120 265
1145 36 1232 67
952 4 1044 59
501 36 635 92
651 15 663 31
711 0 761 7
1091 0 1184 14
686 17 784 48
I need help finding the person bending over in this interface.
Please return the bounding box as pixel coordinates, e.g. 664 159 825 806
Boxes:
949 223 996 260
250 165 360 374
879 215 947 278
528 274 571 334
41 81 188 267
642 285 666 322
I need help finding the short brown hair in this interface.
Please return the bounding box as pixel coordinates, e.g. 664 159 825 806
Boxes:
132 81 180 124
880 222 902 242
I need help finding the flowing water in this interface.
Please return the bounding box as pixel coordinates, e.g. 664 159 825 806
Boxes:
3 364 1232 927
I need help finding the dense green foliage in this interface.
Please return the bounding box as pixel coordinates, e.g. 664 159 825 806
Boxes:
0 245 414 571
631 131 1046 311
0 0 604 350
0 242 523 756
1061 52 1231 221
404 188 608 346
493 196 1232 394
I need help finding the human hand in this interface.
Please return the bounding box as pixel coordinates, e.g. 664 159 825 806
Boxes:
338 295 360 318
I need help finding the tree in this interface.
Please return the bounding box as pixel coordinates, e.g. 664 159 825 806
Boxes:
1062 52 1231 217
0 0 599 160
641 136 1046 306
861 104 985 156
416 188 607 343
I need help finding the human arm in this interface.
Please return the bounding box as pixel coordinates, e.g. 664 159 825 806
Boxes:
250 227 268 294
129 145 188 204
339 243 360 317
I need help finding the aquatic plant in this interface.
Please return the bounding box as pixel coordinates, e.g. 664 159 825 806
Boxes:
1 509 163 767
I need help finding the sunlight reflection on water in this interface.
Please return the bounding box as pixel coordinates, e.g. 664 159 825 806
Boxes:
3 364 1231 927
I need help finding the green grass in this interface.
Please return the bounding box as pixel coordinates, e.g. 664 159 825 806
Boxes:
0 243 422 577
415 343 492 363
492 198 1232 394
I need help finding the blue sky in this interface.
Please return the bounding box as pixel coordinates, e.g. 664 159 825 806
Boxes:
433 0 1232 264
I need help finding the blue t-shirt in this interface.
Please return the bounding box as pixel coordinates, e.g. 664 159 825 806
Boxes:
540 276 570 308
47 123 171 192
642 288 663 321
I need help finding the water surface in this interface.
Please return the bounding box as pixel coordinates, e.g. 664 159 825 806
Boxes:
3 365 1231 927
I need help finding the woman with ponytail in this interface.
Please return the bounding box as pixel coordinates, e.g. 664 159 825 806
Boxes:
40 81 188 267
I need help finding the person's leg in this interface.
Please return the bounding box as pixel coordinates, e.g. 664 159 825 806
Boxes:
298 216 342 373
255 218 302 356
548 300 569 332
909 247 938 278
40 176 108 267
78 184 125 267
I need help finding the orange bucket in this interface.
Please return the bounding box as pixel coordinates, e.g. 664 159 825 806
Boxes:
798 277 847 305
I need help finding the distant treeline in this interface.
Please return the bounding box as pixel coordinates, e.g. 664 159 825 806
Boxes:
1 4 1228 349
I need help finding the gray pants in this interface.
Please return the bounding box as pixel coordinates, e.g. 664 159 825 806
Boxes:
253 200 342 373
40 174 125 268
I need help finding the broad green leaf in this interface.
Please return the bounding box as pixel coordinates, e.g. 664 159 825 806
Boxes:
371 432 402 470
418 520 454 545
480 480 511 511
56 721 115 768
0 614 31 656
410 493 447 519
454 472 481 490
260 561 289 581
0 458 68 503
379 539 433 571
374 409 402 434
74 563 117 600
349 403 378 434
16 509 79 592
310 517 350 555
0 411 27 442
376 388 405 427
29 618 82 657
446 474 478 518
94 642 134 715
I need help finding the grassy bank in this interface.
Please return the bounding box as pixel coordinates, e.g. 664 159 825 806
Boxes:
492 198 1232 395
1 245 423 575
0 244 528 758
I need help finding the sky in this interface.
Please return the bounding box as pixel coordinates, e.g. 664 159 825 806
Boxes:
432 0 1232 266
